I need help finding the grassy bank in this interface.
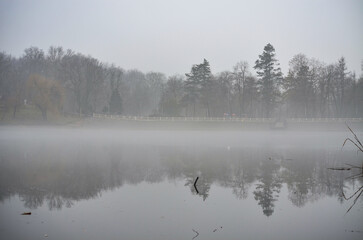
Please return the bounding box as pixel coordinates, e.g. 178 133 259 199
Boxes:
87 117 363 131
0 104 83 127
1 105 362 131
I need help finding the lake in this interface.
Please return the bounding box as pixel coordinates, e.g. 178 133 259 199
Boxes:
0 126 362 240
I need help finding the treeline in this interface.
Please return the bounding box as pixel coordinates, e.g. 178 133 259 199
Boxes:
0 44 362 120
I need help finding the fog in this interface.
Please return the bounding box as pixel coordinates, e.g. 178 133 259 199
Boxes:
0 125 360 149
1 126 363 239
1 0 362 76
1 0 363 239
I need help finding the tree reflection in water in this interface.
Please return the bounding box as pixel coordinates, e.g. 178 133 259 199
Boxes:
253 160 282 216
0 142 361 216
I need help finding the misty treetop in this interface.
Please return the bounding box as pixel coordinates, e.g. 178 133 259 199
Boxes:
254 43 283 118
183 59 213 117
0 44 362 120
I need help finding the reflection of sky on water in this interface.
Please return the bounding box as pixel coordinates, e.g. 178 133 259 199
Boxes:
1 130 362 214
0 128 362 240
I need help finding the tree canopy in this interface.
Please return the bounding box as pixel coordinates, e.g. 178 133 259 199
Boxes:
1 45 362 121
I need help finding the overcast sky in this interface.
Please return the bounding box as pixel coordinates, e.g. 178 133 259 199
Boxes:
0 0 362 76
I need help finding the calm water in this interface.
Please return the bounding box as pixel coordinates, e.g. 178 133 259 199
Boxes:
0 127 362 240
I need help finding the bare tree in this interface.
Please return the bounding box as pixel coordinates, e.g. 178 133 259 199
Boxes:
61 51 104 116
217 71 234 116
26 74 64 120
160 75 185 116
233 61 249 117
146 72 166 115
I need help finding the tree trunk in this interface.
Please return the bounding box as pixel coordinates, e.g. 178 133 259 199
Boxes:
238 85 242 117
193 102 196 117
37 104 47 121
12 105 17 119
78 103 82 118
228 96 232 116
340 84 345 117
41 109 47 121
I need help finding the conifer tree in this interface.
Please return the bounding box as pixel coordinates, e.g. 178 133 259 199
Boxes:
254 44 282 117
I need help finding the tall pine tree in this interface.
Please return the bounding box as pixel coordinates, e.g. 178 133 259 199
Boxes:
254 44 282 118
183 59 212 117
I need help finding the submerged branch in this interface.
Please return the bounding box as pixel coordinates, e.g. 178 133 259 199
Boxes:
346 173 363 180
342 138 363 152
346 123 363 149
342 186 363 201
332 124 363 213
343 186 363 214
194 177 199 194
327 167 351 171
344 163 362 169
192 229 199 239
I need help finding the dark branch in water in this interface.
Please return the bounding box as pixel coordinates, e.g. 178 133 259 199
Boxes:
343 186 363 201
345 163 362 169
343 186 363 213
194 177 199 194
346 123 363 149
192 229 199 239
343 138 363 152
328 167 351 171
330 124 363 213
343 123 363 153
346 172 363 180
345 229 363 233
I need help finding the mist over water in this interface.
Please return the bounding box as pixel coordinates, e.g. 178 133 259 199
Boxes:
1 1 363 239
0 126 362 240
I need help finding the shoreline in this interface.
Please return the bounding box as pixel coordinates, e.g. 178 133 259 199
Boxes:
1 117 362 132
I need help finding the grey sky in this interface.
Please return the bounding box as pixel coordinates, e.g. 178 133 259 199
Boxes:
1 0 362 76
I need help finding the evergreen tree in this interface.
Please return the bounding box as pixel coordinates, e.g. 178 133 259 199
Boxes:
184 59 212 117
199 59 213 117
184 64 201 117
254 44 282 117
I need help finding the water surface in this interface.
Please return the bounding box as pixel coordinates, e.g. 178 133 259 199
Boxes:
0 127 362 240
